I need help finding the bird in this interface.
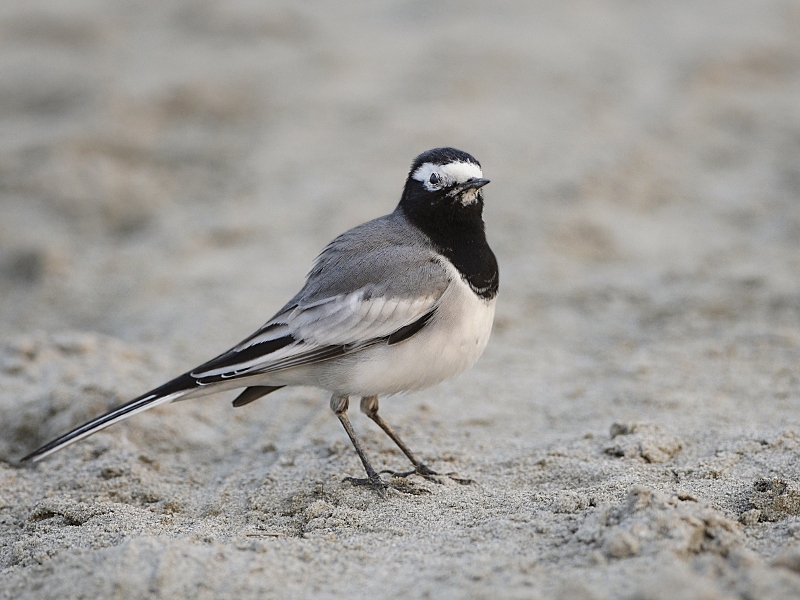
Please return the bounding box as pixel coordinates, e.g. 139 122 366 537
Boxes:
21 147 499 496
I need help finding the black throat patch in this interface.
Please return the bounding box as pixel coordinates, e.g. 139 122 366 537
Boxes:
398 186 499 300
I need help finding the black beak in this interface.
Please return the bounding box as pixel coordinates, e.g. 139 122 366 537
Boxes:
461 178 490 190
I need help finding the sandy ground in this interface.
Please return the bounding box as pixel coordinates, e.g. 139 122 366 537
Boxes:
2 1 800 598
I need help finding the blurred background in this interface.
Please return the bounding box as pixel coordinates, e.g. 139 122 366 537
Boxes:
1 0 799 426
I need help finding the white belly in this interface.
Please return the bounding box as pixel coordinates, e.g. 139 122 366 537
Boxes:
321 278 496 395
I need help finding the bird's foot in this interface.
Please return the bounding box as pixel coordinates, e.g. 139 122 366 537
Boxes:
344 474 430 497
380 464 475 486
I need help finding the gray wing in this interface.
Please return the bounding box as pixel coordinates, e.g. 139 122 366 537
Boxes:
190 214 450 383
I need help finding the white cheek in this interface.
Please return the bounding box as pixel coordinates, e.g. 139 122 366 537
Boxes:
412 163 438 185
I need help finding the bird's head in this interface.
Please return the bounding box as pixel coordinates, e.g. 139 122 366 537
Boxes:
399 148 490 213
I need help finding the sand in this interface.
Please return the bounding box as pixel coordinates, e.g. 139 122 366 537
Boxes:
2 0 800 598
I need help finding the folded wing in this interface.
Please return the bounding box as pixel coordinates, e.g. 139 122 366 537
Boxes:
190 265 448 383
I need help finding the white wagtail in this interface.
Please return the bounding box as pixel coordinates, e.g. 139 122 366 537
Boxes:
22 147 498 495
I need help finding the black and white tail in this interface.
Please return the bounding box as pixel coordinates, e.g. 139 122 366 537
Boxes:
20 373 199 463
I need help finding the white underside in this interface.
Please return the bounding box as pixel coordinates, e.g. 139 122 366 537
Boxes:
246 271 496 397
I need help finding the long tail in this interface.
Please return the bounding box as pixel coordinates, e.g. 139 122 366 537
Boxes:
21 373 200 463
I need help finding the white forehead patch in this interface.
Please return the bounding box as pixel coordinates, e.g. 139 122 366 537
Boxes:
412 161 483 192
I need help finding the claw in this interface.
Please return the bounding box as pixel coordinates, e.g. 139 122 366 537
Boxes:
379 464 475 486
444 472 474 485
344 475 430 496
344 475 388 498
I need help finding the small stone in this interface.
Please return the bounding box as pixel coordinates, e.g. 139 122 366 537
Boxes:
304 499 333 521
740 509 761 525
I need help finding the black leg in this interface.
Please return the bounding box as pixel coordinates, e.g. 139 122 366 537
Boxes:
359 396 473 485
330 394 428 497
330 394 387 496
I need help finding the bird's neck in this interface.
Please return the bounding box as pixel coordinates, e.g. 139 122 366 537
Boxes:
398 195 499 300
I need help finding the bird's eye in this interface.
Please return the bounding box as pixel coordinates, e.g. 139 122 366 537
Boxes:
429 173 440 185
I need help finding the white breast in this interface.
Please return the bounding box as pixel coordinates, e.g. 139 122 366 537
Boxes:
331 269 496 396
